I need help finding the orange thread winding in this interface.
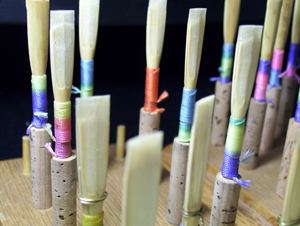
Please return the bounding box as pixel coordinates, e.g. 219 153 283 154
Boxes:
144 67 168 113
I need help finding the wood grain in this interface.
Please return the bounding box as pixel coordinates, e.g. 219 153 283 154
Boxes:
0 144 275 225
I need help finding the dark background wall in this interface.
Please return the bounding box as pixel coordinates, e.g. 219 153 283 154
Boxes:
0 1 282 160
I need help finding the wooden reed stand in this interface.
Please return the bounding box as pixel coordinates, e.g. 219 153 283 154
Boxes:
211 81 232 146
139 107 161 135
51 153 77 226
210 172 241 226
275 76 298 140
167 137 189 225
30 127 52 209
241 98 266 169
277 118 300 199
259 86 281 154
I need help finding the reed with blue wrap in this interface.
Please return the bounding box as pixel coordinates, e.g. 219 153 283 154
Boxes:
167 8 206 225
79 0 100 97
210 25 262 225
211 0 240 146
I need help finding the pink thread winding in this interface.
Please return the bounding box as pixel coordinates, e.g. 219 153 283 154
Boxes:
271 50 284 70
45 117 72 158
254 59 271 101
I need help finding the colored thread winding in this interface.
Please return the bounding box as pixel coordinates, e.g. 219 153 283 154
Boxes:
279 43 300 83
45 101 72 159
26 75 48 134
268 49 285 88
254 59 271 101
144 67 169 113
221 116 252 190
295 88 300 122
178 88 197 142
81 59 94 98
82 211 104 226
210 43 234 84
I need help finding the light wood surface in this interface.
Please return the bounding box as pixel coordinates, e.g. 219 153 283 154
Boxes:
184 8 206 90
211 81 231 146
30 127 52 210
122 132 163 226
0 144 276 225
231 25 262 119
139 107 161 135
50 10 75 102
79 0 100 60
261 0 282 61
291 0 300 43
51 153 77 226
22 135 31 175
146 0 167 69
224 0 241 44
76 96 110 217
274 0 294 50
182 96 214 226
26 0 49 76
116 125 126 160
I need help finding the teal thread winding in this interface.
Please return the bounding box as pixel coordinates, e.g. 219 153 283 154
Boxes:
178 88 197 142
219 43 234 82
81 59 94 97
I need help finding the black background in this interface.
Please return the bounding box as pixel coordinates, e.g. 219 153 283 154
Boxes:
0 1 286 160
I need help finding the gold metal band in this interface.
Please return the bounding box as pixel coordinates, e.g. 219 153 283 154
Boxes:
78 191 108 205
182 207 204 226
278 215 300 226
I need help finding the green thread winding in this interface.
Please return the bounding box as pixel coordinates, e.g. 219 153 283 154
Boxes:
225 116 245 156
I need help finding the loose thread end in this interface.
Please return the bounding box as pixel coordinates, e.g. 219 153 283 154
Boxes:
233 177 252 190
45 142 56 157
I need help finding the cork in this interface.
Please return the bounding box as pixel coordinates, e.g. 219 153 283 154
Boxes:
211 81 232 146
241 98 267 169
275 76 298 140
22 135 31 175
139 107 161 135
167 137 189 225
259 86 281 155
51 153 77 226
29 127 52 209
276 118 300 199
210 172 241 226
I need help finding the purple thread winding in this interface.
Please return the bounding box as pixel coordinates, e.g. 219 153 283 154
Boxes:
295 101 300 122
222 152 239 178
279 43 300 82
26 90 47 134
210 76 231 84
254 59 272 102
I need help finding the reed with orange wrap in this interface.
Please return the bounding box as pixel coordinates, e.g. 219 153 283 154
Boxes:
139 0 168 135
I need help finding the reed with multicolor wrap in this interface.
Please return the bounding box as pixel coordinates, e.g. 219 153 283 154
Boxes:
26 0 52 210
210 25 262 226
167 8 206 225
275 0 300 140
211 0 240 146
139 0 168 135
241 0 282 170
79 0 100 97
76 95 110 226
47 11 77 226
260 0 294 155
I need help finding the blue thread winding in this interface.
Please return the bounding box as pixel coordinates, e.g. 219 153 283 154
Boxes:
179 88 197 123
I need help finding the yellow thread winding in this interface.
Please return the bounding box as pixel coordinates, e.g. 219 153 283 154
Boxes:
54 101 71 120
82 211 104 226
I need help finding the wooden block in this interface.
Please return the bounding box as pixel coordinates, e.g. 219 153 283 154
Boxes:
167 137 189 225
51 153 77 226
277 118 300 199
210 172 241 226
275 76 298 140
260 86 281 155
29 127 52 209
211 81 231 146
116 125 126 160
241 98 266 169
22 135 31 175
139 107 161 135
